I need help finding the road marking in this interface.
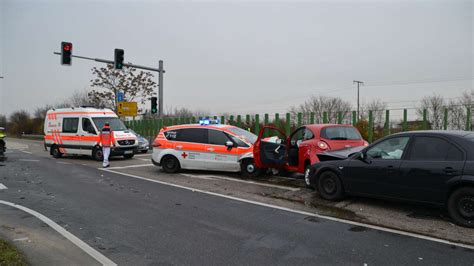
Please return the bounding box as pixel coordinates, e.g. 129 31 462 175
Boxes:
0 183 7 190
180 173 217 180
19 159 40 162
180 173 300 191
105 164 154 170
57 161 72 165
134 154 152 157
13 237 29 242
139 158 150 161
21 151 32 154
0 200 116 266
101 169 474 251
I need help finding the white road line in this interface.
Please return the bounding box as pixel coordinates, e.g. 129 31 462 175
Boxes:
19 159 40 162
139 158 150 161
21 151 32 154
0 200 116 266
101 169 474 251
0 183 7 190
57 162 72 165
105 164 154 170
180 173 217 180
134 154 152 157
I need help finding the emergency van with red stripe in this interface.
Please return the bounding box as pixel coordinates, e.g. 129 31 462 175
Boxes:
151 120 263 177
44 107 138 160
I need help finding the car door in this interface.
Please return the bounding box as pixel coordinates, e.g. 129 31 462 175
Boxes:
173 128 209 170
205 129 240 171
61 117 81 155
80 117 99 155
288 127 305 167
344 136 411 197
398 135 465 203
254 126 288 169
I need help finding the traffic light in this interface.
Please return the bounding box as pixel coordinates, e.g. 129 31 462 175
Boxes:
151 97 158 114
61 42 72 65
114 49 124 70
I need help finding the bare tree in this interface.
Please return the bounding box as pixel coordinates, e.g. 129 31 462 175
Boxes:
447 90 473 130
289 95 352 124
417 94 445 129
0 115 6 128
8 110 33 135
88 64 157 112
360 99 387 126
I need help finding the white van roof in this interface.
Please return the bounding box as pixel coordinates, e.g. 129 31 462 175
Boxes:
46 107 118 118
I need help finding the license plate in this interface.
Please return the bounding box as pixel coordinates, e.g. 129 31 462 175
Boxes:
124 150 133 154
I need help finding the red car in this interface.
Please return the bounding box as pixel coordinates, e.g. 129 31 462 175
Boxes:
254 124 367 184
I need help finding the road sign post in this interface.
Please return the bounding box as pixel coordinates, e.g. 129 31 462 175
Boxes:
117 102 138 117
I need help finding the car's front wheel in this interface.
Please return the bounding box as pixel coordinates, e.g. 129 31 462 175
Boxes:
124 154 134 159
161 155 180 173
52 145 62 158
317 171 345 201
447 187 474 228
241 159 263 178
141 150 148 154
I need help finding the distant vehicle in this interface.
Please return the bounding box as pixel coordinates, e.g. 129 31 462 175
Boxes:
129 129 150 153
254 124 367 183
308 131 474 228
0 127 5 161
151 119 260 176
44 107 138 160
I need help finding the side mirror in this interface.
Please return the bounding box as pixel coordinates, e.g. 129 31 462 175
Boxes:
225 141 234 149
357 151 371 163
276 139 283 145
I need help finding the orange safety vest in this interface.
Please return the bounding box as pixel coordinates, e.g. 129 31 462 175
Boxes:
99 126 115 147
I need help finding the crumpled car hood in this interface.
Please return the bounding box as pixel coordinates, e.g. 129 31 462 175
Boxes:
317 146 364 161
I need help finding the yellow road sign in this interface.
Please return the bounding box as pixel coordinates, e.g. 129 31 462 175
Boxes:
117 102 138 117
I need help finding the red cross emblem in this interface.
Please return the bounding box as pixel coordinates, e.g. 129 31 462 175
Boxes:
181 152 188 159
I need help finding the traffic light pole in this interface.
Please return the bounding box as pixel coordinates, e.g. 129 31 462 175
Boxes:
53 52 165 115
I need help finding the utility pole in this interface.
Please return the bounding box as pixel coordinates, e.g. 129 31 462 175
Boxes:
158 60 164 117
353 80 364 121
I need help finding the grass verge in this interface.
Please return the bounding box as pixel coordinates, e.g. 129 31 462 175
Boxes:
0 239 28 266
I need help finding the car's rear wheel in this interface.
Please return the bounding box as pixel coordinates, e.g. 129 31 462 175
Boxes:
52 145 62 158
161 155 180 173
92 146 103 161
317 171 345 201
241 159 263 178
447 187 474 228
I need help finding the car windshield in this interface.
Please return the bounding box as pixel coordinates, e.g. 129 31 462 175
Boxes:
227 127 258 144
92 117 127 131
321 127 361 140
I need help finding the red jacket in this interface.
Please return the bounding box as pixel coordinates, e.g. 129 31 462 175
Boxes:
99 126 115 147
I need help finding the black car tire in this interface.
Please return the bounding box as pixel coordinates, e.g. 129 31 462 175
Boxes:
141 150 148 154
317 171 345 201
241 159 263 178
92 146 103 161
161 155 180 173
447 187 474 228
124 154 134 159
52 145 62 158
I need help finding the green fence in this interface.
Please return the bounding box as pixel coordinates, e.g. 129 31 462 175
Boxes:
124 108 473 144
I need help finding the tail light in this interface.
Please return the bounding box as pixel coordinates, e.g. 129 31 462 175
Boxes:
152 140 162 148
317 141 328 150
363 141 369 146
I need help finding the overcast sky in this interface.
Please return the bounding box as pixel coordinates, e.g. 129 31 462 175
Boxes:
0 0 472 117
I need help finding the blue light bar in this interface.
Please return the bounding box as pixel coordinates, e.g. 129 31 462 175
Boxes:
199 118 220 125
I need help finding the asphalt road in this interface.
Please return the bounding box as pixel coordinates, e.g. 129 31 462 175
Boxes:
1 141 473 265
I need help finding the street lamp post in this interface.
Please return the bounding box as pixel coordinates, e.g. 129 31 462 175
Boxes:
353 80 364 121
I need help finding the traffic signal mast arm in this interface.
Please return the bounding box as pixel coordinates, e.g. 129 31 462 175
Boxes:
53 52 165 73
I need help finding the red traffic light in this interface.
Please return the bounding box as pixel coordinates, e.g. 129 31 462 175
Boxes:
63 44 72 51
61 41 72 65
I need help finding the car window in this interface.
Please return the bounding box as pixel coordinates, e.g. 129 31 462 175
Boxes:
63 118 79 133
82 118 96 134
321 127 361 140
408 136 464 161
303 128 314 140
366 137 410 160
208 129 230 145
227 127 258 144
228 134 249 148
290 127 305 146
165 128 207 144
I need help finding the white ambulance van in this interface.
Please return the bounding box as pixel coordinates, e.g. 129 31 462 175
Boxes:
44 107 138 160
